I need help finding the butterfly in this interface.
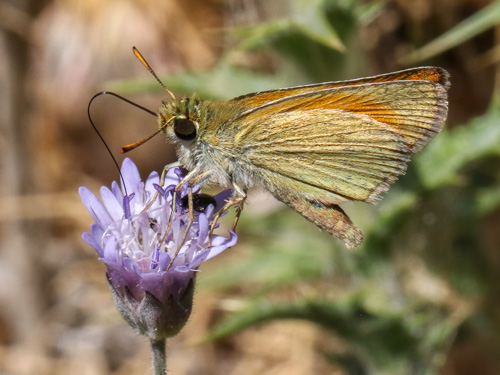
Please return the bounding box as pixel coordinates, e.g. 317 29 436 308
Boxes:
127 48 450 248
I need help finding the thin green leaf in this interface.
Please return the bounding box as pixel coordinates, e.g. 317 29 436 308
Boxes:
207 298 464 374
207 298 417 357
292 0 346 51
402 0 500 64
105 63 294 100
415 109 500 190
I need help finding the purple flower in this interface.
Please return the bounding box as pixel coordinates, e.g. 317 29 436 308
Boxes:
79 158 237 338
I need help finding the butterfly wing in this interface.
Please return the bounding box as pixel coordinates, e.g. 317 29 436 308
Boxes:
227 71 449 247
240 109 412 248
239 109 410 203
232 66 449 118
231 77 449 154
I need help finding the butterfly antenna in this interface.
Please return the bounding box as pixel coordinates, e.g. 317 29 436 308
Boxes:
87 91 158 194
133 46 176 101
121 115 174 153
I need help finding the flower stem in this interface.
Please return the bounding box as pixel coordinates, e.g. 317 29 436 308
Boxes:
151 338 167 375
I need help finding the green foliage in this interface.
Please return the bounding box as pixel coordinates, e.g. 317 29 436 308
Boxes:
207 297 467 374
106 63 293 100
232 0 383 82
415 109 500 190
402 0 500 64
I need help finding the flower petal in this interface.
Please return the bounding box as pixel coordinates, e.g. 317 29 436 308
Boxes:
102 236 118 263
213 189 233 213
145 171 160 196
79 186 112 228
100 186 123 221
205 231 238 260
189 248 210 269
164 167 181 188
82 232 102 256
121 158 141 194
197 213 209 246
111 181 123 202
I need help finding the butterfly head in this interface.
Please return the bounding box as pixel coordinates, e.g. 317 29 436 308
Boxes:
157 96 207 170
159 96 203 144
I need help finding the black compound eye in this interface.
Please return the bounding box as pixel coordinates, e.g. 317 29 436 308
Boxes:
174 118 197 141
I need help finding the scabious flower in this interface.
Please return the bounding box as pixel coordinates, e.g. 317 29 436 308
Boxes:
79 158 237 339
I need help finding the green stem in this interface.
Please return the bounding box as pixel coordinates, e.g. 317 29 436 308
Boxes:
151 338 167 375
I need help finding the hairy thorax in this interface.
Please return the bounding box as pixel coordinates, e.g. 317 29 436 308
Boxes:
158 96 258 192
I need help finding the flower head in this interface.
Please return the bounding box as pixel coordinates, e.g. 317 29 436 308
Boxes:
79 158 237 338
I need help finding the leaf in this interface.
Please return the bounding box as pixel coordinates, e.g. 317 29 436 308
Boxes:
207 298 465 374
233 0 346 52
415 109 500 190
105 62 293 100
401 1 500 64
207 298 418 356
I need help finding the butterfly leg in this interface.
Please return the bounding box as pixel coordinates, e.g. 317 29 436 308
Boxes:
165 169 215 270
208 185 247 245
166 185 194 271
231 193 247 232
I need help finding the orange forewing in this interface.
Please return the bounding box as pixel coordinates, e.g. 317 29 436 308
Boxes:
231 67 449 109
232 69 449 153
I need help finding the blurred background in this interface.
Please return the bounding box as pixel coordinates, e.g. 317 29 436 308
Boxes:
1 0 500 374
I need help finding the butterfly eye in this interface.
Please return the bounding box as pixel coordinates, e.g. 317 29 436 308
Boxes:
174 118 197 141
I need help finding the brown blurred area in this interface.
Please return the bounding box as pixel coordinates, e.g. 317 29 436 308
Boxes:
1 0 499 374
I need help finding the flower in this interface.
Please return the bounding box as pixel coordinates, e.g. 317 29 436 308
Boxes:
79 158 237 338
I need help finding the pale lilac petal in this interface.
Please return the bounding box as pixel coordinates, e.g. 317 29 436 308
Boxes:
213 189 232 212
159 252 171 271
111 181 123 202
120 158 141 193
123 257 141 275
189 248 211 269
79 186 112 228
90 222 104 236
174 265 191 272
197 213 209 245
104 262 143 300
100 186 123 220
145 171 160 195
164 167 182 188
204 231 238 260
102 236 118 263
82 232 102 256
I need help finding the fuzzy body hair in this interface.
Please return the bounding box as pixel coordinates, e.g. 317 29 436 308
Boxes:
159 95 258 194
